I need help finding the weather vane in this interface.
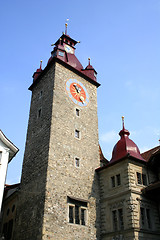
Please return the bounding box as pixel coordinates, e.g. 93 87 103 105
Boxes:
65 18 69 35
122 116 124 128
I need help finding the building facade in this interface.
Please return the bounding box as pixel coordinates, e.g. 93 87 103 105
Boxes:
1 30 160 240
96 123 160 240
0 130 18 213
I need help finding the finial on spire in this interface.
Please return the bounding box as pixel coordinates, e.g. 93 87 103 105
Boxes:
65 18 69 35
122 116 125 129
40 60 42 70
88 57 91 65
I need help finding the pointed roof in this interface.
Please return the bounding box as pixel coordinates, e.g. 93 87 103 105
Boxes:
111 120 145 163
29 32 100 90
99 145 109 166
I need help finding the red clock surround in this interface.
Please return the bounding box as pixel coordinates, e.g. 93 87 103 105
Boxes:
65 79 89 107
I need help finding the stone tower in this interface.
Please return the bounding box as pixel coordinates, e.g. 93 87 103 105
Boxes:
14 30 100 239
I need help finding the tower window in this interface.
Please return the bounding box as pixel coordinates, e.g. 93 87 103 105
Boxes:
76 108 80 116
142 174 147 186
39 91 43 98
116 174 121 186
118 208 124 230
68 197 87 226
38 108 42 118
112 208 124 231
7 208 10 216
136 172 147 186
111 176 115 188
111 174 121 188
112 210 117 230
140 207 151 229
146 209 151 228
12 205 15 213
75 130 80 139
69 206 74 223
75 157 80 167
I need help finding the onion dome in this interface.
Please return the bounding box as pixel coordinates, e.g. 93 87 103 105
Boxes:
111 117 145 163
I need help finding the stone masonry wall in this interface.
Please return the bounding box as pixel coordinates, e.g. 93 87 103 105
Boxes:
13 65 55 240
99 159 160 240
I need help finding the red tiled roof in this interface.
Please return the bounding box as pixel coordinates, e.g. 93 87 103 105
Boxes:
99 145 109 166
141 146 160 162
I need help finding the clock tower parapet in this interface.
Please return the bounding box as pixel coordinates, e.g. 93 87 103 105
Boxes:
48 33 99 83
33 60 43 82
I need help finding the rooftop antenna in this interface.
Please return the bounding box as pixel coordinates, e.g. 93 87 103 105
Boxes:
65 18 69 35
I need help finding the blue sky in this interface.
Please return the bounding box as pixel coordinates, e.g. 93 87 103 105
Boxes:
1 0 160 184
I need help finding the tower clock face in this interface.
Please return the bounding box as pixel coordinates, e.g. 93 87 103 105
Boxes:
64 45 74 54
65 79 89 107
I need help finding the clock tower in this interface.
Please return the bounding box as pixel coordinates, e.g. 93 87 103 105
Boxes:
14 30 100 240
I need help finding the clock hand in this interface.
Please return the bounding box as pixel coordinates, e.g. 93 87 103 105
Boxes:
73 84 81 93
80 96 84 104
